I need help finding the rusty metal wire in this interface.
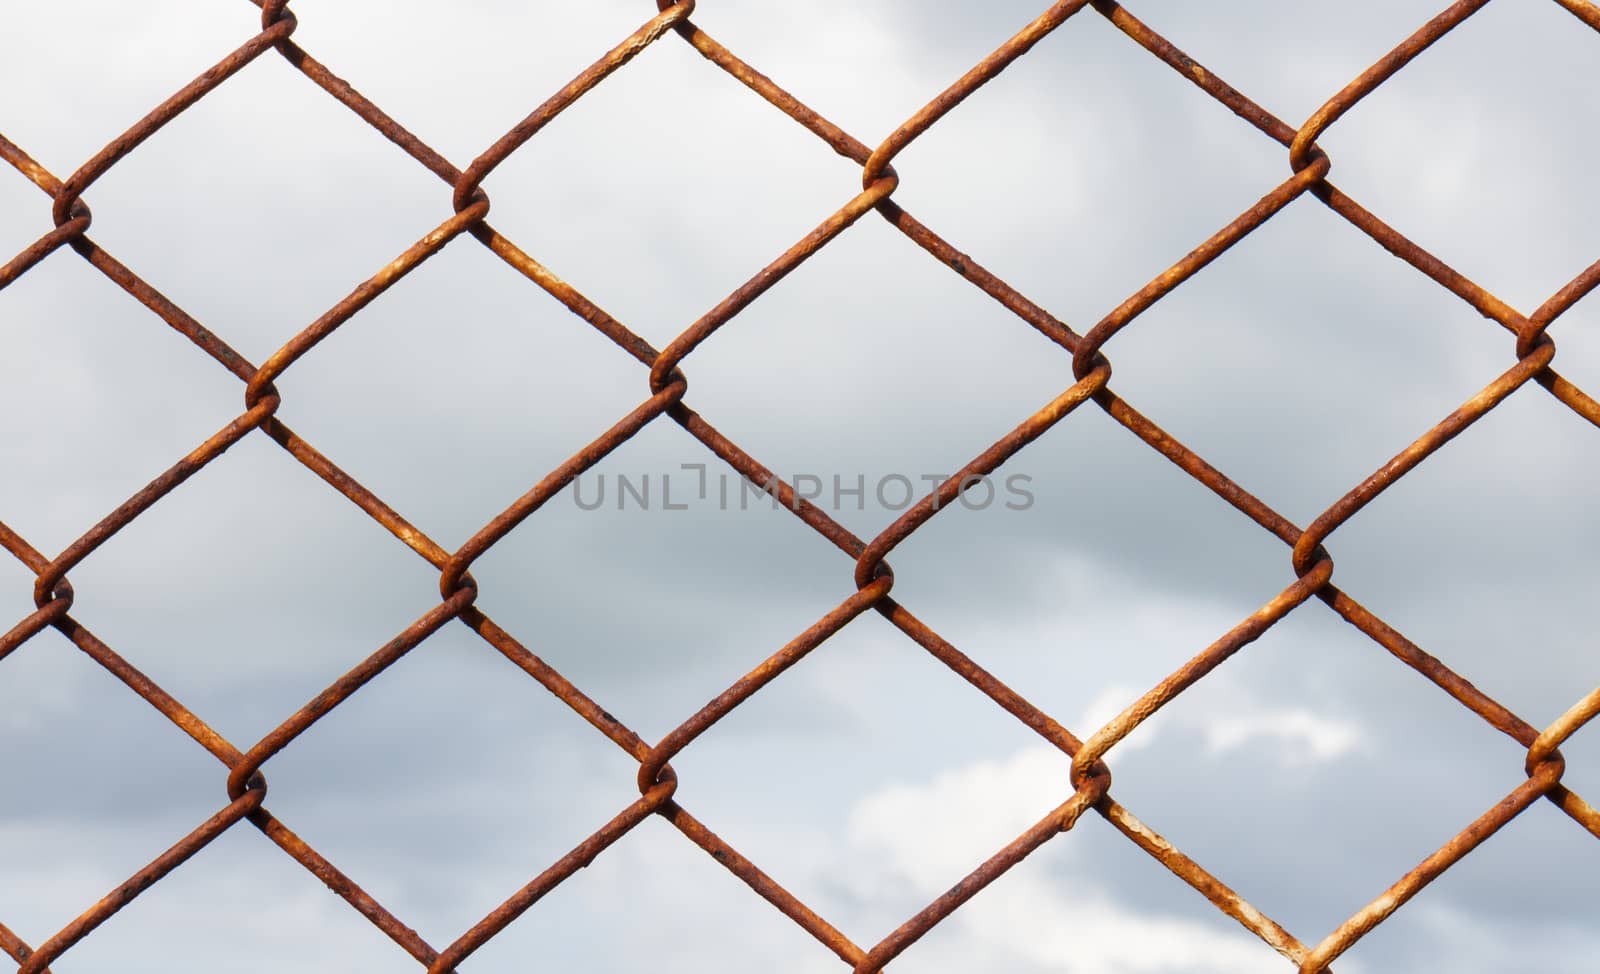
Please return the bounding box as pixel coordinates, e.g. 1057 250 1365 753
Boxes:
4 0 1600 970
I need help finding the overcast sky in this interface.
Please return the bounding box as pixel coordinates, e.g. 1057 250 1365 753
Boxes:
2 0 1599 971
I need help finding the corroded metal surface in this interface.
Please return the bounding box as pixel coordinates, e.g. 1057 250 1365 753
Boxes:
3 1 1599 970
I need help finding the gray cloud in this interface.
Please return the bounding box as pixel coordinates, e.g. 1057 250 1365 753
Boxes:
2 0 1597 971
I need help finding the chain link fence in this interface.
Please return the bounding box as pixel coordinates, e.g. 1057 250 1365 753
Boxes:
4 0 1599 970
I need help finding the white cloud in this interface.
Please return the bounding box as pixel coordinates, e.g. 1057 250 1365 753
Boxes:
929 873 1294 974
848 746 1073 892
831 672 1364 972
843 745 1294 974
1202 708 1363 764
1074 671 1365 769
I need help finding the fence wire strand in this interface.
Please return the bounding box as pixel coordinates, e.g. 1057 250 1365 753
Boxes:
4 0 1600 970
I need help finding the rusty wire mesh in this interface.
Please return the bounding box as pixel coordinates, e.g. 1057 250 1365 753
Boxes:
4 0 1600 970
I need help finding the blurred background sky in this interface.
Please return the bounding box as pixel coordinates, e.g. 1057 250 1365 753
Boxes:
2 0 1598 970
